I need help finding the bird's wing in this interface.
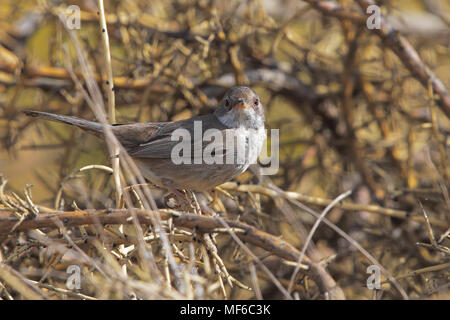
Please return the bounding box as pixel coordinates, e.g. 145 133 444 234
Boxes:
122 114 232 159
111 122 165 150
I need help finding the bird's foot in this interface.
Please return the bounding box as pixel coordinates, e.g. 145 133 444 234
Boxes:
163 187 196 211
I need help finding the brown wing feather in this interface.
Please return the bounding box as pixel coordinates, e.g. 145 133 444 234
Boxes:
127 114 230 159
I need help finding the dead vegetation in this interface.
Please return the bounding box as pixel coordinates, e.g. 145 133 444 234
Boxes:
0 0 449 300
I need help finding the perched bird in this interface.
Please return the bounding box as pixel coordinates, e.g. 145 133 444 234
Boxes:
24 86 266 194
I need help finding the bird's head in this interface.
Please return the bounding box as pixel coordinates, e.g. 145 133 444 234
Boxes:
214 86 265 130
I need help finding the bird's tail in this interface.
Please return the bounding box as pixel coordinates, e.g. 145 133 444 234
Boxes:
23 110 105 137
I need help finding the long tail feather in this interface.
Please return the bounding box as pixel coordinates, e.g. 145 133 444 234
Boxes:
24 110 105 137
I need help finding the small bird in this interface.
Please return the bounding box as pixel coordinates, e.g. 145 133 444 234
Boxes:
24 86 266 194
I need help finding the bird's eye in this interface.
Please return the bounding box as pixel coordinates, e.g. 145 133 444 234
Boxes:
224 98 230 109
254 98 259 106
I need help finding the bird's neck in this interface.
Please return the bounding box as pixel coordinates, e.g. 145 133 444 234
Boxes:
215 111 264 131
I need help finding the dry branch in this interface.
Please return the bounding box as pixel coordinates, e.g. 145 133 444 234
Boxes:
0 207 345 299
220 183 449 229
0 208 308 262
304 0 450 117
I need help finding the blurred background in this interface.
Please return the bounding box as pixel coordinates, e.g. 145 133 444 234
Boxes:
0 0 449 299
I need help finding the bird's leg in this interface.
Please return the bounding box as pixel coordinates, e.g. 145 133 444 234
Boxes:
165 186 189 206
187 190 201 214
211 187 228 212
213 189 218 205
161 180 194 210
168 186 188 203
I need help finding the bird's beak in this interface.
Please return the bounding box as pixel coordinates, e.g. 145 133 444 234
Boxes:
234 100 251 110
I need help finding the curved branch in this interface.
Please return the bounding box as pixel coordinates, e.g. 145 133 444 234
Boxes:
0 208 345 299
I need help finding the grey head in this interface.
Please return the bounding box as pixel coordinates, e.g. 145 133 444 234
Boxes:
214 86 265 130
